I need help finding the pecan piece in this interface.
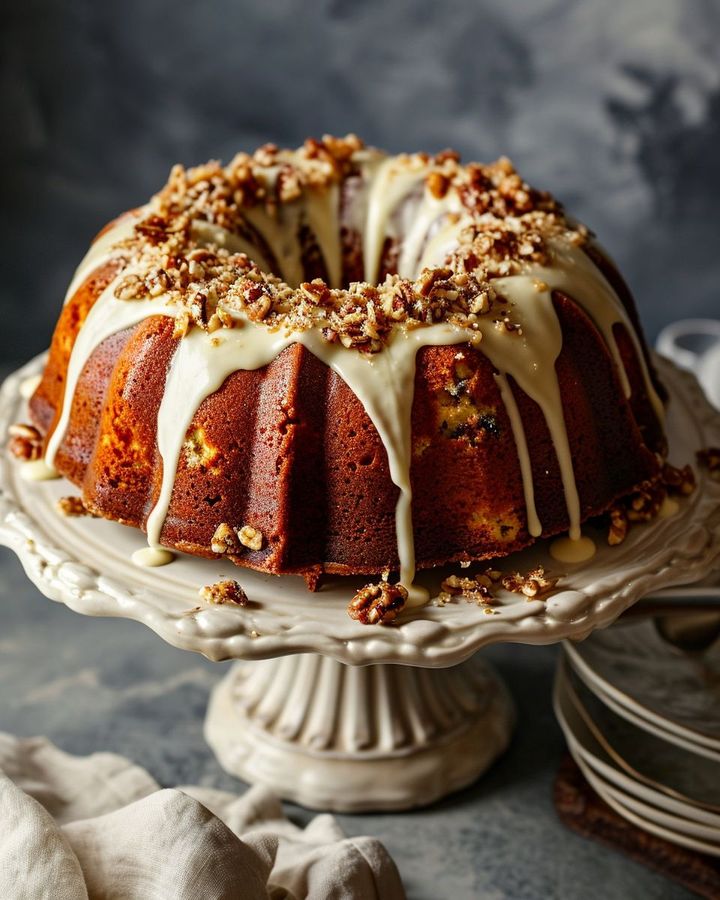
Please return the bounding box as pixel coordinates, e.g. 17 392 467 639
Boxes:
211 522 238 555
348 582 408 625
626 481 665 522
427 171 450 199
439 574 494 605
8 423 42 461
502 566 559 599
237 524 264 551
57 496 93 517
697 447 720 479
607 505 628 546
199 579 248 606
661 462 696 496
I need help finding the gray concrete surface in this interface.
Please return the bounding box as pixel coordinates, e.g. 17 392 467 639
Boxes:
0 544 694 899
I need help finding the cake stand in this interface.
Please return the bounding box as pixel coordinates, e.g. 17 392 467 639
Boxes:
1 355 719 811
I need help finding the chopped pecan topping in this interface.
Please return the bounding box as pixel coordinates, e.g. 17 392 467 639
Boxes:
237 524 264 551
348 581 408 625
104 138 586 351
211 522 238 555
697 446 720 479
114 274 146 300
198 579 248 606
8 423 43 461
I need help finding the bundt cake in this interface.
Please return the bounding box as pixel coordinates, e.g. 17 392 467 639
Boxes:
21 135 667 604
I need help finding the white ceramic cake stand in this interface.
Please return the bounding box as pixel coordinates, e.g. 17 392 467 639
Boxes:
1 355 719 811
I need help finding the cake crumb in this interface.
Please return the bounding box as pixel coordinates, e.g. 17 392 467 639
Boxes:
198 579 248 606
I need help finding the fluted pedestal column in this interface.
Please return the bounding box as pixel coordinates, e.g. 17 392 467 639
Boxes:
204 654 514 811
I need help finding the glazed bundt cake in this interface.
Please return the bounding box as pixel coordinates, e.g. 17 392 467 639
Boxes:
23 135 667 603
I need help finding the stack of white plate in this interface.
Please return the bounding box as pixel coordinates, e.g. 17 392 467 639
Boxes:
555 616 720 856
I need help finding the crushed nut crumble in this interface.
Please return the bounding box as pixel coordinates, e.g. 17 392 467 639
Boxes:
439 574 494 605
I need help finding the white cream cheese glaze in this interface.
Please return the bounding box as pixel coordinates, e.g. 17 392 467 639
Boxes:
131 547 175 567
549 535 597 563
20 459 59 482
43 150 665 602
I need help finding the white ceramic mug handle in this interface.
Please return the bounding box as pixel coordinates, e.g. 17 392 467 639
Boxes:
656 319 720 371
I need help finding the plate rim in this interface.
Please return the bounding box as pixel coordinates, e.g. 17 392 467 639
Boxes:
564 624 720 751
2 352 720 666
554 659 720 823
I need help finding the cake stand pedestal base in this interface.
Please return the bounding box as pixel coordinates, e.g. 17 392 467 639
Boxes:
204 653 515 812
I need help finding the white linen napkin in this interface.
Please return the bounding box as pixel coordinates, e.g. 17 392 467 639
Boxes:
0 733 405 899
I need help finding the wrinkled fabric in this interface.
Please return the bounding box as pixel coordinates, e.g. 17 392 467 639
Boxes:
0 733 405 900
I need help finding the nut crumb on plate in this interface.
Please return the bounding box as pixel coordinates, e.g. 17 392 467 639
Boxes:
501 566 560 600
198 579 248 606
697 447 720 479
57 496 94 517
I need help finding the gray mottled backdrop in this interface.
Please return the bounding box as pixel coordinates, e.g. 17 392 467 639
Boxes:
2 0 719 368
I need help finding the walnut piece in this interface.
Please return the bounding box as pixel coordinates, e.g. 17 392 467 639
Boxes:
211 522 238 555
8 423 42 461
348 582 408 625
237 524 263 551
198 580 248 606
